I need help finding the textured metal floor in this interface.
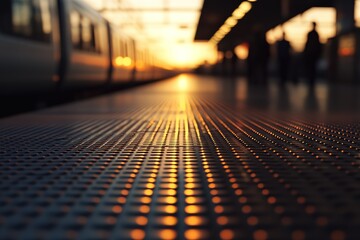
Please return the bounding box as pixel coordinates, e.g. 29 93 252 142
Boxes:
0 75 360 240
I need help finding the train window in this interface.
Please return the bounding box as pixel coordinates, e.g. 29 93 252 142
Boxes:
70 11 81 48
130 39 136 60
32 0 51 41
0 0 52 42
12 0 33 37
38 0 52 35
71 8 99 54
95 24 105 54
118 40 123 57
124 41 128 57
114 36 120 57
81 17 92 50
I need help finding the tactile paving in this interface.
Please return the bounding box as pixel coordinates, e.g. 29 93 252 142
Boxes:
0 75 359 240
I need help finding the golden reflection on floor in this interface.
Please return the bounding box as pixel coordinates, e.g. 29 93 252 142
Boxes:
0 74 358 240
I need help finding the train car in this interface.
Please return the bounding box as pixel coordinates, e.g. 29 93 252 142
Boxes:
0 0 174 98
0 0 60 96
58 0 110 88
110 26 136 83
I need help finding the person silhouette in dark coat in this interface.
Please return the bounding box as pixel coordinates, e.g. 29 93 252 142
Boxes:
276 32 292 86
248 32 270 84
303 22 322 87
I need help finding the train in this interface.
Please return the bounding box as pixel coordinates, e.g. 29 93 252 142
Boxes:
0 0 175 97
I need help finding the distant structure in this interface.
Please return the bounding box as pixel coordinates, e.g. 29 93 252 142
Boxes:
276 32 292 85
248 31 270 84
303 22 322 86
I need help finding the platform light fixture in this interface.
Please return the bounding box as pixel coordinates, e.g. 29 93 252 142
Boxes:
209 0 254 45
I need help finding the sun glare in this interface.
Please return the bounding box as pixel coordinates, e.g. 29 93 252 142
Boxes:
83 0 212 69
178 75 189 92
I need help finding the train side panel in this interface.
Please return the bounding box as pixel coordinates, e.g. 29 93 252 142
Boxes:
134 47 147 81
59 0 110 88
0 0 59 96
111 28 134 83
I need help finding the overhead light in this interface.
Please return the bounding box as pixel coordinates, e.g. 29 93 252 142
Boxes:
232 9 246 19
219 25 231 33
238 1 252 13
209 1 254 45
225 17 238 27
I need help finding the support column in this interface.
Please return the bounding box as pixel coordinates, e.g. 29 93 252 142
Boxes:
336 0 355 34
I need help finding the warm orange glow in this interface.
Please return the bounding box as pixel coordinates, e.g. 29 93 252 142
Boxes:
235 44 249 60
130 229 145 240
185 229 209 240
162 196 177 204
168 177 177 183
138 61 147 70
160 216 178 226
185 205 203 214
115 56 123 66
160 189 177 196
225 17 238 27
239 1 252 13
185 216 206 226
158 229 177 240
214 205 224 214
212 196 221 204
184 189 195 196
146 183 155 189
232 9 245 19
123 57 132 67
115 56 132 67
139 205 150 214
220 229 235 240
140 197 152 204
185 197 197 204
167 183 177 189
135 216 148 226
164 205 177 214
117 197 127 204
112 205 122 214
144 189 153 196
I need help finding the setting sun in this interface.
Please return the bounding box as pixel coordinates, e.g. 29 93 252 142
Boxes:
177 75 189 91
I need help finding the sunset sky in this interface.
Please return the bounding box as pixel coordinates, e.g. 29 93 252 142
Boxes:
84 0 217 69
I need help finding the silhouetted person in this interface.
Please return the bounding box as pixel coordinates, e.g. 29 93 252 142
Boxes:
276 32 292 86
303 22 322 87
248 32 270 84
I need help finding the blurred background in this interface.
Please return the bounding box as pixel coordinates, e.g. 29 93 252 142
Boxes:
1 0 360 115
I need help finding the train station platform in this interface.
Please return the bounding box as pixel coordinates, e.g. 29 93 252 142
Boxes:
0 74 359 240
